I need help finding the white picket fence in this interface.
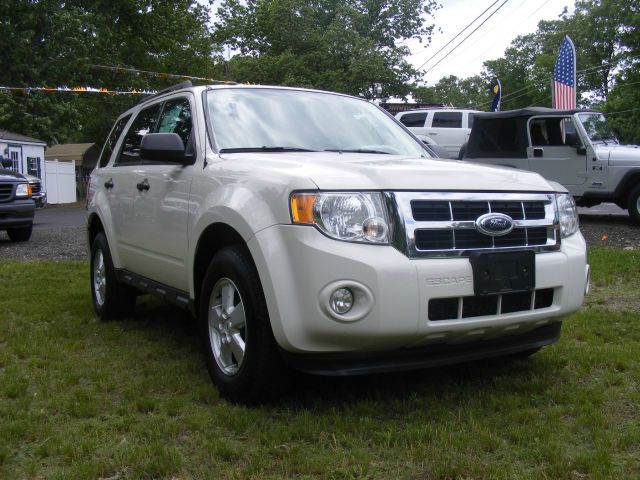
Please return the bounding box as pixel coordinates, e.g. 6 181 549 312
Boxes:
44 160 77 204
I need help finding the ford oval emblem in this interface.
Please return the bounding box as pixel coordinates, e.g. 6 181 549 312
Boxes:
476 213 514 236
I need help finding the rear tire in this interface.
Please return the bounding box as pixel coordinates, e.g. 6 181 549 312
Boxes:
90 232 136 320
199 246 289 404
458 142 467 160
627 184 640 225
7 224 32 242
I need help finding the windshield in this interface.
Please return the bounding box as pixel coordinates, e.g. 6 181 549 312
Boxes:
206 88 428 157
577 113 618 144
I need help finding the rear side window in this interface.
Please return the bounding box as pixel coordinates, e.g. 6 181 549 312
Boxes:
157 98 192 148
399 112 427 128
468 113 475 129
433 112 462 128
98 115 130 168
116 103 162 166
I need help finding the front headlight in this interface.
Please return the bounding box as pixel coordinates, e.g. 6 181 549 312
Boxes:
291 192 390 244
556 193 579 238
15 183 32 199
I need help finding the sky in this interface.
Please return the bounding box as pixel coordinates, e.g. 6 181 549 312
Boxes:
407 0 575 84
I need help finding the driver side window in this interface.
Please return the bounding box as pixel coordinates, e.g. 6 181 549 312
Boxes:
116 103 162 166
157 98 192 148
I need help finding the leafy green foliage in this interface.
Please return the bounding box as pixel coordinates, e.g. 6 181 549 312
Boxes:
0 0 217 145
424 1 640 144
213 0 439 98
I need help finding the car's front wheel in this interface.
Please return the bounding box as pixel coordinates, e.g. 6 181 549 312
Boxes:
199 246 289 404
628 184 640 225
7 225 32 242
90 232 136 320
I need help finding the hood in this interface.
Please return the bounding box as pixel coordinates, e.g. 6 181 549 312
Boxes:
595 143 640 166
218 152 557 192
0 168 27 182
23 173 41 183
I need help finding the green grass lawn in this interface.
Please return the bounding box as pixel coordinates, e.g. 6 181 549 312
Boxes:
1 249 639 479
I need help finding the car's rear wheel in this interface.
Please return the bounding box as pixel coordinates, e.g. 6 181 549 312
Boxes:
90 232 136 320
200 246 288 404
7 225 32 242
628 184 640 224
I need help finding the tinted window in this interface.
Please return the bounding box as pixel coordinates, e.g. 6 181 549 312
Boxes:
399 112 427 128
468 113 474 129
432 112 462 128
99 115 131 168
157 98 192 148
116 104 162 166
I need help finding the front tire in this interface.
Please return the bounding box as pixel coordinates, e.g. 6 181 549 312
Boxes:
628 184 640 225
90 232 136 320
199 246 288 404
7 224 32 242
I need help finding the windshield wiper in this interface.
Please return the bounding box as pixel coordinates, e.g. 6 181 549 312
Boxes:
219 146 317 153
324 148 392 154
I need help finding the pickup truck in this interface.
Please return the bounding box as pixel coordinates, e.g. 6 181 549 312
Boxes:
0 157 35 241
87 84 589 403
462 107 640 224
395 108 480 158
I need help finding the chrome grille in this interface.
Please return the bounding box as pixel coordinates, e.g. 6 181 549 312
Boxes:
389 192 560 258
0 183 13 202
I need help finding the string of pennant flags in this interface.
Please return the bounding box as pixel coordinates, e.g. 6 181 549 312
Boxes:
0 85 156 96
0 64 238 96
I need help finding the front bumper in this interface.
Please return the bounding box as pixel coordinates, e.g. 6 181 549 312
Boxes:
249 225 588 357
0 199 36 230
32 192 47 208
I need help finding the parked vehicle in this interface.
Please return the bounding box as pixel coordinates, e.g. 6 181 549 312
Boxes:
462 107 640 224
395 108 480 158
0 157 35 241
87 83 589 403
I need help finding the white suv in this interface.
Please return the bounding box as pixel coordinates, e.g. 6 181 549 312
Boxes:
87 83 589 404
396 108 480 158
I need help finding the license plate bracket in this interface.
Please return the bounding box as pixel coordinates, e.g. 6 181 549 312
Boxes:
469 251 535 296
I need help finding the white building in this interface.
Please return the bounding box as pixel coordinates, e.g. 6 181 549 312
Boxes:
0 130 77 204
0 129 46 177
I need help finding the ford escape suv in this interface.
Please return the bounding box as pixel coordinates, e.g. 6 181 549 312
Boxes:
87 82 589 403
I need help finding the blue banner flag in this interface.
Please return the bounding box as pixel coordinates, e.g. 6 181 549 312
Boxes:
490 79 501 112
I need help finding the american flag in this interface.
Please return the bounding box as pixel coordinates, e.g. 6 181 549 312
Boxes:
553 36 576 109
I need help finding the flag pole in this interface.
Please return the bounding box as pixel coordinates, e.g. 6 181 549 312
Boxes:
551 75 555 109
567 36 577 108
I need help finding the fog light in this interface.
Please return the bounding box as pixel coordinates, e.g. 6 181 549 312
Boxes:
329 288 354 314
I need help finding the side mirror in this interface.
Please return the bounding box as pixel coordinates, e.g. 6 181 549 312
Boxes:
577 146 587 155
140 133 187 163
0 155 12 169
564 132 578 147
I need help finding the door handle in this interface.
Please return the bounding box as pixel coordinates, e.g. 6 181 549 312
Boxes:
136 178 150 191
533 148 544 158
104 178 114 189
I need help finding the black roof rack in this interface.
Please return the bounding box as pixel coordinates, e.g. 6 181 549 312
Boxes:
138 80 193 105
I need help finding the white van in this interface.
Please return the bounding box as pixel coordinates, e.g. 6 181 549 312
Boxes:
396 109 480 158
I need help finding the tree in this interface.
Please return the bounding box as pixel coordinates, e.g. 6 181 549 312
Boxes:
475 0 639 138
412 75 488 109
213 0 439 98
0 0 217 145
